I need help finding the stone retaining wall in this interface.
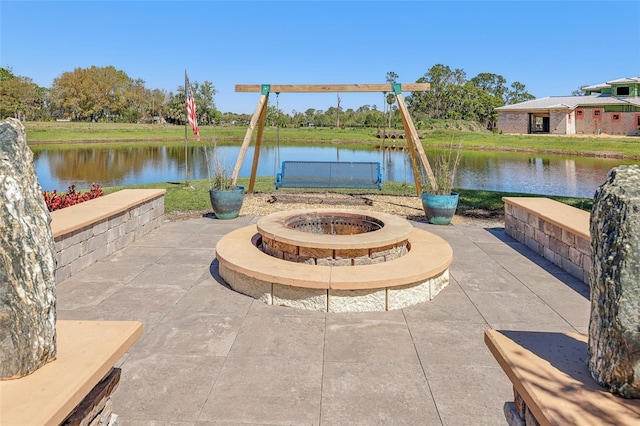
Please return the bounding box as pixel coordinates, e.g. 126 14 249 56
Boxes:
261 235 409 265
61 367 121 426
504 386 540 426
503 197 590 284
51 189 166 282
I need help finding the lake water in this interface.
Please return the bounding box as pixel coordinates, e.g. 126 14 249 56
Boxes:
31 144 636 198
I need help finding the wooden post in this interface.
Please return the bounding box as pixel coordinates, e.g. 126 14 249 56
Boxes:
231 90 269 185
248 98 269 192
394 88 437 194
401 115 423 194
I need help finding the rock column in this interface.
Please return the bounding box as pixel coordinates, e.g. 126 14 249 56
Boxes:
0 118 57 379
588 164 640 398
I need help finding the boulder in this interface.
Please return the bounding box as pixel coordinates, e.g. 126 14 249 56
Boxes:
0 118 57 379
588 164 640 398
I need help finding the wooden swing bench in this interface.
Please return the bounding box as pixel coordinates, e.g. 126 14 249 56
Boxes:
233 83 432 195
275 161 382 190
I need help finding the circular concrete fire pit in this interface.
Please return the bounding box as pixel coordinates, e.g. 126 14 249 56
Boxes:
215 209 452 312
257 210 412 266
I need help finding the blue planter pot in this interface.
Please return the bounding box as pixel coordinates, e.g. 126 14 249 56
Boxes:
421 192 459 225
209 186 244 220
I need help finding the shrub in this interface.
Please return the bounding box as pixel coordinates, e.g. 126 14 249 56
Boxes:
43 183 103 212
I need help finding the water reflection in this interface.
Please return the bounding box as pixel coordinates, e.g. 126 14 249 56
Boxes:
31 144 635 198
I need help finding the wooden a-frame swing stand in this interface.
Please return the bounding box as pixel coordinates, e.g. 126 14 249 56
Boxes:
231 83 435 196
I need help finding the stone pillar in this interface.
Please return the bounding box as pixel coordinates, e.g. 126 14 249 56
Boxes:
0 118 57 379
588 164 640 398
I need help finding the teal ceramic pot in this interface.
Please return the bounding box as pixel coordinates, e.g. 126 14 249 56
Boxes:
209 186 245 219
421 192 459 225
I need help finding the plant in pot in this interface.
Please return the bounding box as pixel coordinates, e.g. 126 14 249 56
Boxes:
203 141 244 219
420 142 463 225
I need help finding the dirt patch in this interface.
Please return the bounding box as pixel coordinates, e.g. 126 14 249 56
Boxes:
165 192 505 229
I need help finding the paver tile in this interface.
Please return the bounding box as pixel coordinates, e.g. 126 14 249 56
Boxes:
468 291 573 328
324 313 419 364
409 321 497 369
134 312 244 356
95 285 186 313
127 263 208 290
157 248 216 266
228 315 326 361
402 279 487 323
426 365 512 426
166 278 253 319
113 353 224 423
56 278 126 310
198 357 323 424
321 361 440 425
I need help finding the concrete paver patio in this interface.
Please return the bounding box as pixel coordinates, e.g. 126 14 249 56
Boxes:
56 215 591 425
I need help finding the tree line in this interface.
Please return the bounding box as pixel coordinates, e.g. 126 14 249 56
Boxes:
0 65 535 131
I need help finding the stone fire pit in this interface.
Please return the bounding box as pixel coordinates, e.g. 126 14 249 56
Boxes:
215 209 453 312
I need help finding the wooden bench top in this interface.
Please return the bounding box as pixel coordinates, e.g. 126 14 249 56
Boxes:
0 320 142 426
502 197 590 240
485 330 640 426
50 189 166 238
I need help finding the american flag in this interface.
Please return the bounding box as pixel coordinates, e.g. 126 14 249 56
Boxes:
185 71 200 141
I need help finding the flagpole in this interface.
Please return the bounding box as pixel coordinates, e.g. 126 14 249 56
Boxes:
184 69 189 187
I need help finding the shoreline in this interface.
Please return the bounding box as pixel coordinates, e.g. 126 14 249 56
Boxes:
27 137 640 160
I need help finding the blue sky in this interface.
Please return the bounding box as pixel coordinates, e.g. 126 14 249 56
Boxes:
2 1 639 115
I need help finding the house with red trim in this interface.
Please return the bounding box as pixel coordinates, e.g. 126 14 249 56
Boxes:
496 77 640 135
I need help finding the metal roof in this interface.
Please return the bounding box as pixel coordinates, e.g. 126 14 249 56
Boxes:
606 77 640 84
496 95 640 111
582 77 640 91
582 83 611 91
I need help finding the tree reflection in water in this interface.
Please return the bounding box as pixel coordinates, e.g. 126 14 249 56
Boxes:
32 144 633 198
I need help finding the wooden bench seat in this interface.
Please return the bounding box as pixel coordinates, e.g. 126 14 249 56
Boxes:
485 329 640 425
0 321 142 425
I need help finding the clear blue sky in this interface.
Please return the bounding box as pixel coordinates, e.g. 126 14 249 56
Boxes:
2 1 639 115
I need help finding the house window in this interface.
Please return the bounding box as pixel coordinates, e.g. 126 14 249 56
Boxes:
636 114 640 127
593 109 602 119
617 86 630 96
576 109 584 119
611 113 621 122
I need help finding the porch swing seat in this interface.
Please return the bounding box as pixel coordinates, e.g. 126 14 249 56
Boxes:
275 161 382 190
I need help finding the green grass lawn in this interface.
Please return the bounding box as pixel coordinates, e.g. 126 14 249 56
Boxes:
24 121 640 158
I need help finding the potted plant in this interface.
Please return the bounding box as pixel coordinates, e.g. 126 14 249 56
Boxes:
420 142 463 225
203 141 244 219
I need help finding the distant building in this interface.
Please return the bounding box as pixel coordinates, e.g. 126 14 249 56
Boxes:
496 77 640 135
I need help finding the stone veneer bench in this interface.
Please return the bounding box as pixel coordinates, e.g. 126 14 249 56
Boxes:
0 320 142 425
485 330 640 426
503 197 590 284
50 189 166 282
216 225 452 312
